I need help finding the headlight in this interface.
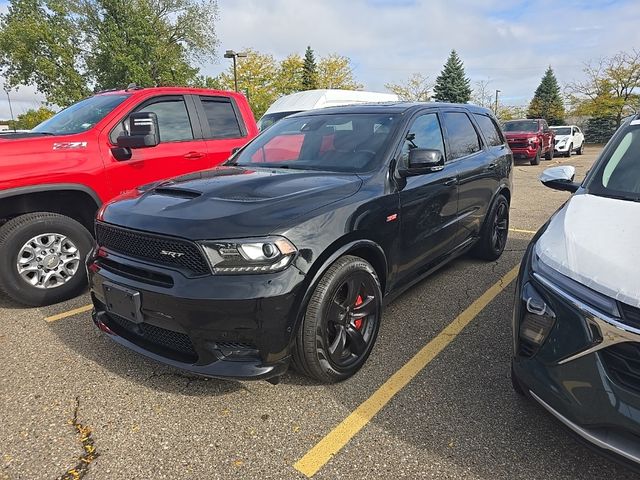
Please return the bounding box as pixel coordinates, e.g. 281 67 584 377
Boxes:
557 140 566 147
200 236 297 274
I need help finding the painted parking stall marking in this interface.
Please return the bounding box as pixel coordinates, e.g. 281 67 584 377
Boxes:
45 304 93 323
294 264 520 477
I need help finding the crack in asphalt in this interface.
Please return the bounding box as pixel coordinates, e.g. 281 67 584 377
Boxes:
58 397 99 480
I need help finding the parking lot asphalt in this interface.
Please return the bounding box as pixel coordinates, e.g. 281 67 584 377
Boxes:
2 146 637 480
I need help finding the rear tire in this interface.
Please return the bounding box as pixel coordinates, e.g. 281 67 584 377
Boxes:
292 255 382 383
530 148 541 165
472 194 509 261
0 213 93 306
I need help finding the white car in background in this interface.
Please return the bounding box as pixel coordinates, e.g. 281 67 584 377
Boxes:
551 125 585 157
257 89 399 131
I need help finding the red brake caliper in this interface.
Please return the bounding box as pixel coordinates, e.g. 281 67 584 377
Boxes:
354 295 364 330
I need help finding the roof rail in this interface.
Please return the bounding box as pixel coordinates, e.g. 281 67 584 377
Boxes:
125 83 144 91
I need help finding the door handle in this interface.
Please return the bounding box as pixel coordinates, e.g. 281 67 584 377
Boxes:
184 151 206 160
487 162 497 170
443 178 457 186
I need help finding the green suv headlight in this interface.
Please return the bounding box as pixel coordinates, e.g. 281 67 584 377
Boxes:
200 237 297 274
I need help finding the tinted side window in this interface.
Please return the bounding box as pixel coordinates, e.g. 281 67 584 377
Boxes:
139 99 193 142
442 112 481 160
473 114 504 147
400 113 445 163
201 97 242 138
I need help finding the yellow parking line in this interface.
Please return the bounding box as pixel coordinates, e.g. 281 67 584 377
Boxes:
293 264 520 478
509 227 537 235
45 304 93 323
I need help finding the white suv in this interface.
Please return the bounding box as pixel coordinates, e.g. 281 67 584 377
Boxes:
551 125 585 157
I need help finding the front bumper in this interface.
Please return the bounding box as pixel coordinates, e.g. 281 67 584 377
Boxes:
554 143 570 153
87 248 306 380
513 244 640 468
508 145 538 159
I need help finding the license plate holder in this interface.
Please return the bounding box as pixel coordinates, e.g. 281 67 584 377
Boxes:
103 282 143 324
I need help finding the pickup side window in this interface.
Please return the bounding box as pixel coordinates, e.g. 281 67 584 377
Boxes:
473 114 504 147
109 96 194 144
200 97 243 139
442 112 481 160
138 99 194 142
400 113 446 164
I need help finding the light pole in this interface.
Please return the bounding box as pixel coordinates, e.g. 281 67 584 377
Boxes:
5 88 15 131
223 50 248 92
494 89 501 115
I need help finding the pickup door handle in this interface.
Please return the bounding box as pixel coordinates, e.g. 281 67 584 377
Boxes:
443 178 457 186
184 151 206 160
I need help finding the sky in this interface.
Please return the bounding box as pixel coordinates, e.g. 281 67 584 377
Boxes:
0 0 638 119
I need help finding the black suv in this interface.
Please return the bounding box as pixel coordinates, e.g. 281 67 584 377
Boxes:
88 103 513 383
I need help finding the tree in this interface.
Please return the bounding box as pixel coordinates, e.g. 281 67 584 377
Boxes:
497 105 528 122
8 106 56 130
214 48 279 119
0 0 218 107
471 79 493 108
567 50 640 128
276 54 304 95
527 67 565 125
317 54 362 90
385 73 432 101
433 50 471 103
302 46 318 90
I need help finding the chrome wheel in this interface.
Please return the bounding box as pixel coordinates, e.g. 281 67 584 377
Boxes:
16 233 81 289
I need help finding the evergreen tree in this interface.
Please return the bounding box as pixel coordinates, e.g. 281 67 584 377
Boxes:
527 67 565 125
302 46 318 90
433 50 471 103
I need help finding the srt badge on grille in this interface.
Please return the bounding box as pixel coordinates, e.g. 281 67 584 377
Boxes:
160 250 185 258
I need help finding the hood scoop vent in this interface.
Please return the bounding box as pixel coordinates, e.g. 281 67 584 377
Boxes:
152 187 202 199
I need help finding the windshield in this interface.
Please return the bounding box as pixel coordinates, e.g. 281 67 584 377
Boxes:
32 94 130 135
552 127 571 135
232 113 400 173
503 120 538 132
257 111 301 131
588 125 640 201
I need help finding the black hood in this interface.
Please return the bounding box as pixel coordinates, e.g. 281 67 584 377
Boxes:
101 166 363 239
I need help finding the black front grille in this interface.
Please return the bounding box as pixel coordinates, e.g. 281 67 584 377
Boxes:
95 222 209 276
601 342 640 394
509 142 528 149
620 303 640 330
105 312 198 363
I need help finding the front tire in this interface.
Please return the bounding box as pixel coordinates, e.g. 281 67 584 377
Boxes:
566 143 573 157
530 148 541 165
0 213 93 306
293 255 382 383
472 194 509 261
577 142 584 155
544 145 554 161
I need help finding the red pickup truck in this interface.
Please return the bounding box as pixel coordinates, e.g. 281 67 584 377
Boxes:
0 86 258 306
503 118 555 165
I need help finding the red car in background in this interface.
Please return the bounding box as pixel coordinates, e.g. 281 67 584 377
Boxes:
0 86 258 306
503 118 555 165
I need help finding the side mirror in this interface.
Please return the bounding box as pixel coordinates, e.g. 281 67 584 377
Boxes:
540 166 579 193
398 149 444 177
116 112 160 149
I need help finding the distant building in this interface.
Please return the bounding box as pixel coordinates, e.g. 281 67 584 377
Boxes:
0 124 10 132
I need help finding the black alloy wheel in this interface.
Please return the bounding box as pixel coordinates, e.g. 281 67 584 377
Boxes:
472 194 510 261
293 255 382 383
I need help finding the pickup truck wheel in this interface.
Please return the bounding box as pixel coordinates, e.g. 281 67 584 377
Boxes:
472 194 509 261
577 142 584 155
566 143 573 157
292 255 382 383
544 145 554 160
530 148 541 165
0 213 93 306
